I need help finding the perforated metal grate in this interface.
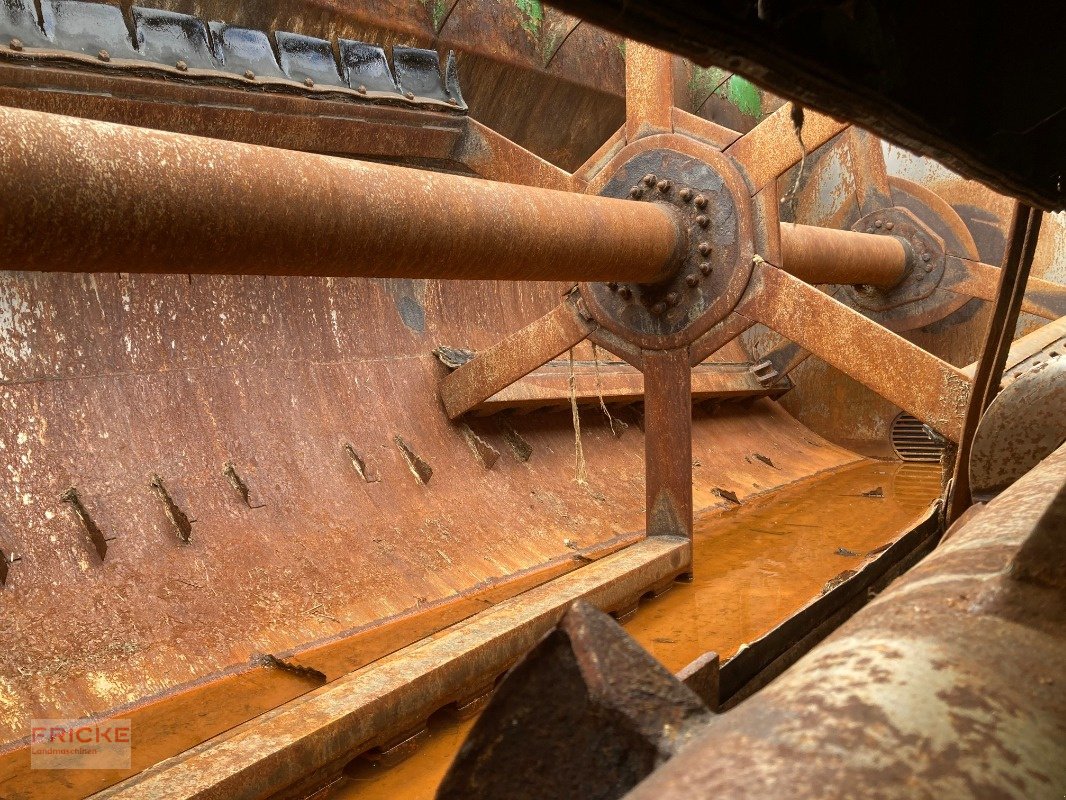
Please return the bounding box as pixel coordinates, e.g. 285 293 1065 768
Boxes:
891 413 946 462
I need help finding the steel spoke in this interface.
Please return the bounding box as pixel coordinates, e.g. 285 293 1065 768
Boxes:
642 348 693 539
457 119 578 191
625 41 674 142
670 108 740 151
943 256 1066 320
440 299 595 418
688 314 754 366
843 127 893 214
725 103 847 194
572 125 625 186
737 261 971 442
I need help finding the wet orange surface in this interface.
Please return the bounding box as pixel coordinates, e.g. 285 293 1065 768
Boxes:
332 460 942 800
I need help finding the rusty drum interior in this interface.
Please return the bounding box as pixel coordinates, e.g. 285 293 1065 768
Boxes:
0 2 1064 799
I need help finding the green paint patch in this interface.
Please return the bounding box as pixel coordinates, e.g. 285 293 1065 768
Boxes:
543 32 560 60
515 0 543 35
419 0 450 31
433 0 449 30
727 75 762 118
689 65 729 103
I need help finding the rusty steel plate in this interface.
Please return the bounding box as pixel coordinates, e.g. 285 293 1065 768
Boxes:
581 134 755 350
0 264 859 800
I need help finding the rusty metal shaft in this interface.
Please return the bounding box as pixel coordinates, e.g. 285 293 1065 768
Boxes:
780 222 908 287
0 106 680 282
3 107 912 287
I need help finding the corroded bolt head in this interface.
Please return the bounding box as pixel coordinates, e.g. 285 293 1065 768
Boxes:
448 97 458 105
405 91 415 100
642 174 657 187
685 274 700 287
244 69 255 79
10 38 23 51
629 187 643 199
656 179 671 193
696 215 709 228
176 60 188 71
358 84 367 94
924 263 933 273
699 262 712 275
885 222 894 230
304 77 315 87
875 220 883 228
607 282 619 291
679 188 694 202
666 292 680 306
618 286 632 299
651 301 667 315
694 195 708 209
97 49 110 61
922 252 931 262
698 242 712 256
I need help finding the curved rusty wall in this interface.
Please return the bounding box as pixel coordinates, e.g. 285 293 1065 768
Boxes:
117 0 781 168
0 270 858 796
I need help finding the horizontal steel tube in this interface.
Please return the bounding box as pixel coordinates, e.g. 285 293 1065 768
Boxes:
0 106 680 282
2 107 914 287
780 222 908 287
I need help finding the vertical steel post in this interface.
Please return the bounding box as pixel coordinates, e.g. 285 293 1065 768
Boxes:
642 348 693 539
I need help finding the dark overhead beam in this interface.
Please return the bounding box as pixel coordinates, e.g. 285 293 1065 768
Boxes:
546 0 1066 211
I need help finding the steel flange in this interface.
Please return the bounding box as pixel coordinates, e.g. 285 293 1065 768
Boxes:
845 206 944 311
580 135 755 350
836 176 979 331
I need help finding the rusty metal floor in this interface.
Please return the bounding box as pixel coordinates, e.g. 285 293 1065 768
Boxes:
334 459 942 799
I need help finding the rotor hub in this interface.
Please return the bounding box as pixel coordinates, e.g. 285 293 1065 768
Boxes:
845 206 945 311
580 139 754 350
